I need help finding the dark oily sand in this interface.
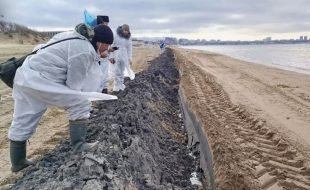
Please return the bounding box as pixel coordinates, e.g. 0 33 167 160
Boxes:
12 49 202 190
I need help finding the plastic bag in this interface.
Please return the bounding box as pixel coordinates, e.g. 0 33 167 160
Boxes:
84 10 97 28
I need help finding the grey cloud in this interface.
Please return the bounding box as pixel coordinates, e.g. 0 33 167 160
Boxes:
1 0 309 37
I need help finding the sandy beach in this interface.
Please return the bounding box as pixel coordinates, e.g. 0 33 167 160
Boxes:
174 47 310 189
1 44 310 189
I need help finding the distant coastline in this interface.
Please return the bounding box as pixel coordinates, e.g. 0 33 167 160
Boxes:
178 38 310 46
140 36 310 46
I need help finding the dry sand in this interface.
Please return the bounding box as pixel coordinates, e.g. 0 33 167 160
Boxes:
174 47 310 189
0 33 48 49
0 45 159 187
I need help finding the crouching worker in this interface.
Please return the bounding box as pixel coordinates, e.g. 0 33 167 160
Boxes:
8 24 115 172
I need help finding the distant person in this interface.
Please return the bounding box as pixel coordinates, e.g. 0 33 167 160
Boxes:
110 24 134 92
8 25 114 172
159 42 166 53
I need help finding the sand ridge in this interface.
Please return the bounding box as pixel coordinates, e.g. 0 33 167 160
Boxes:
0 46 159 188
174 47 310 189
10 48 201 190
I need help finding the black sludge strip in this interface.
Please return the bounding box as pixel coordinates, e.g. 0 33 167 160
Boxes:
12 49 201 190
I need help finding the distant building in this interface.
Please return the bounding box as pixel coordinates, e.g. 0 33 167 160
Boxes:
132 39 144 47
304 36 308 41
300 36 304 41
164 37 178 45
178 38 190 45
263 37 272 41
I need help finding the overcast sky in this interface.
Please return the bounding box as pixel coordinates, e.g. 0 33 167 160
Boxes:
1 0 309 40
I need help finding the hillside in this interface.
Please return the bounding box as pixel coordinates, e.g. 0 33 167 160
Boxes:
0 20 48 45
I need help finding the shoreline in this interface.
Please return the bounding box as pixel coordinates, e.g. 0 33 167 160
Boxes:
180 44 310 75
175 47 310 154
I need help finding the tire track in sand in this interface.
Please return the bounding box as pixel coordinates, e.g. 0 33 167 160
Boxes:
177 51 310 190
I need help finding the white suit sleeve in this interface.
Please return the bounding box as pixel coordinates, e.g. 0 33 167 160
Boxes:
108 50 114 60
66 53 92 91
127 38 132 62
107 48 115 63
109 36 117 59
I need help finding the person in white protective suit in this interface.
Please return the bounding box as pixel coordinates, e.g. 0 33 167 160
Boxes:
110 24 135 92
96 15 113 94
68 23 103 93
8 24 116 172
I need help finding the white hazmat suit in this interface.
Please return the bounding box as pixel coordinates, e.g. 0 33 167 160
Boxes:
9 31 117 141
99 55 110 91
110 26 135 92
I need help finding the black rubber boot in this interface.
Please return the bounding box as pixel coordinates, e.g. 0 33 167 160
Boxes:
10 140 34 172
101 88 108 94
69 119 99 153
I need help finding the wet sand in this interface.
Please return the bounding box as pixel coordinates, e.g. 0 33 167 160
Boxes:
174 47 310 189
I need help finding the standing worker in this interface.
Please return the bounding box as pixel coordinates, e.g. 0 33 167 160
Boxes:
110 24 134 92
8 24 115 172
159 41 166 53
